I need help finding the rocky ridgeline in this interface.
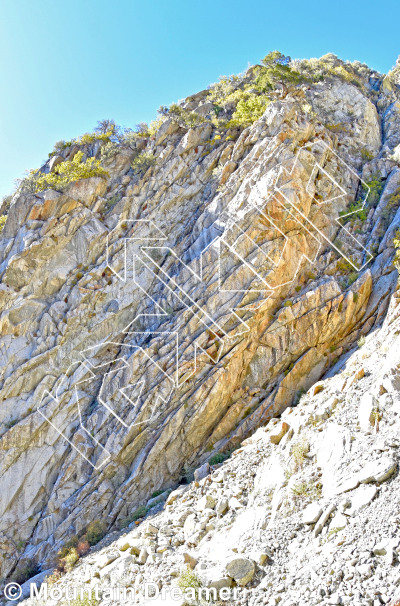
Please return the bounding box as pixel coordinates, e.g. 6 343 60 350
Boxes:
16 287 400 605
0 52 400 597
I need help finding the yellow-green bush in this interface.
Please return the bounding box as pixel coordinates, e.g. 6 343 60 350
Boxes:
207 51 305 129
120 504 148 528
159 103 205 128
256 51 305 90
70 595 99 606
0 215 6 233
100 141 120 161
291 480 321 501
48 121 119 156
339 176 383 225
22 151 108 194
291 437 310 471
208 52 304 108
294 56 364 88
382 187 400 220
131 151 156 175
84 520 106 546
148 116 164 136
227 93 270 127
324 63 363 88
134 122 150 137
58 547 79 572
78 131 112 145
79 120 120 144
339 201 368 223
177 567 203 602
394 230 400 272
207 74 240 105
360 147 374 161
336 257 356 274
363 177 384 207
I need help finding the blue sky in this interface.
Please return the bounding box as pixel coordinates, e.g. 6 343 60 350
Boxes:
1 0 399 200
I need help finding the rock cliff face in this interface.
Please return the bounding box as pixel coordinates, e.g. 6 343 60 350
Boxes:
17 287 400 606
0 53 399 583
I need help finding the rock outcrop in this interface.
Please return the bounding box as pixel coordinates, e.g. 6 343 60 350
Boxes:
16 284 400 606
0 53 400 593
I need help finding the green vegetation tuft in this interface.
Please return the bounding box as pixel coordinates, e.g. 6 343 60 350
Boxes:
207 51 307 129
69 595 99 606
291 480 322 501
257 51 306 90
120 505 148 528
4 417 18 429
207 74 240 104
208 453 229 465
159 103 205 128
291 437 310 471
294 55 364 89
20 151 108 194
78 131 112 145
84 520 106 546
227 93 270 127
360 147 374 161
339 201 368 223
58 547 79 572
365 178 385 206
358 335 366 348
293 388 306 406
338 177 385 225
151 489 164 499
177 567 203 602
394 230 400 275
382 187 400 220
131 151 156 175
327 526 345 540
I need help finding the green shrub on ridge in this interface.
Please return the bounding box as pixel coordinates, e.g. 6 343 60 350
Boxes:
20 151 108 194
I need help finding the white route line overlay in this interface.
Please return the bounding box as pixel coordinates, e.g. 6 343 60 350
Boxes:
40 141 374 468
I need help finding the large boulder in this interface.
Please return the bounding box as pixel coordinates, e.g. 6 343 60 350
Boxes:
225 557 256 586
